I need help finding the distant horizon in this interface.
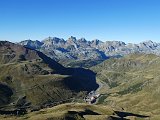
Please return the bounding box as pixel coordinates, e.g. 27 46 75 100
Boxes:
0 0 160 43
0 36 157 44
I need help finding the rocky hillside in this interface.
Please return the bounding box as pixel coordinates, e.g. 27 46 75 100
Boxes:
91 53 160 119
19 36 160 64
0 41 98 112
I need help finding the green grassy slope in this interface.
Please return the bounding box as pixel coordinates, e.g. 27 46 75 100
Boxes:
0 103 114 120
0 41 98 111
0 103 151 120
91 53 160 119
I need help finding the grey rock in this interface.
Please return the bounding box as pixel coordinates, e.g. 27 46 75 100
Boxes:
19 39 43 49
19 37 160 62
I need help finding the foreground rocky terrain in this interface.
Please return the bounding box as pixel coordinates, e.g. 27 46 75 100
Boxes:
19 36 160 67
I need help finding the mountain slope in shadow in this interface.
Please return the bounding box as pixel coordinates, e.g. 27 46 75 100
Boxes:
0 41 98 112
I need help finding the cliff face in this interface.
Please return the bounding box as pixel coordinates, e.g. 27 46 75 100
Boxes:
19 37 160 62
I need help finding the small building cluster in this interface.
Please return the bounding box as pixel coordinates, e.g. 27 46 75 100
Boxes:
84 91 100 104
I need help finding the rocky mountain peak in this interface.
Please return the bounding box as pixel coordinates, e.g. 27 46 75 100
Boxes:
18 37 160 62
91 39 103 46
104 41 126 46
78 38 87 43
41 37 64 48
139 40 159 50
43 37 59 43
19 39 43 49
67 36 77 42
66 36 77 46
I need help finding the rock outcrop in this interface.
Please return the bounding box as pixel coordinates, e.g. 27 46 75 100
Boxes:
19 37 160 62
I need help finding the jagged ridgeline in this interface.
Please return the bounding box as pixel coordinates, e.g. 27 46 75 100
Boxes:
19 37 160 68
0 41 98 110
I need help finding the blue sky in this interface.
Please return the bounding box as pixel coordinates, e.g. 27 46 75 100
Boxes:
0 0 160 43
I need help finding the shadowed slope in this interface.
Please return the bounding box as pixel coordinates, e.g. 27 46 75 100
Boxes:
0 83 13 106
0 41 98 112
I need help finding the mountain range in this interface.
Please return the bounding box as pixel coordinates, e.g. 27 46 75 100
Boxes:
1 39 160 119
19 36 160 64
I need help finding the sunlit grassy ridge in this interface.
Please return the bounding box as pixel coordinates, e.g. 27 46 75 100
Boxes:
0 103 116 120
91 53 160 119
